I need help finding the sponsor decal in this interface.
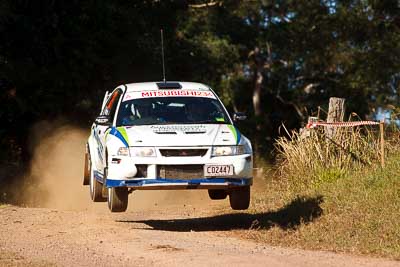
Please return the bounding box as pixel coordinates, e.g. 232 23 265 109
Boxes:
151 125 206 133
123 90 215 101
123 94 133 101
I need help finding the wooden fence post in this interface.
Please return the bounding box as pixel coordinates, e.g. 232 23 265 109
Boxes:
326 97 346 138
380 120 385 168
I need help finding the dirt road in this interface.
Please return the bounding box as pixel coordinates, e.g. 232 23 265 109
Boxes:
1 199 399 267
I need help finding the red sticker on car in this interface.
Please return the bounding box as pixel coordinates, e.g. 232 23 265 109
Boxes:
123 90 215 101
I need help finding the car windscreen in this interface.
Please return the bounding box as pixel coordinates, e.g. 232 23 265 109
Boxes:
116 97 230 126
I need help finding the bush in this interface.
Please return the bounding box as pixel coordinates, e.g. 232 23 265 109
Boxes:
275 125 387 185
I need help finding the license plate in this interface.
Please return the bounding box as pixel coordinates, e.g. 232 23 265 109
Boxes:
204 165 234 176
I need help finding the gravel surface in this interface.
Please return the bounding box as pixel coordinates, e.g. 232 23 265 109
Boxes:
1 204 399 267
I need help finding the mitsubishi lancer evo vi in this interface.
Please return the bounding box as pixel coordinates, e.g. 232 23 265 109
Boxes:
83 82 253 212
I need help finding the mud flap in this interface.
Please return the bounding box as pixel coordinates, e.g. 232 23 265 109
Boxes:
83 150 90 185
101 167 108 198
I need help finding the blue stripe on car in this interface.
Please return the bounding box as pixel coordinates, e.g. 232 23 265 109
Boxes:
109 127 129 147
236 127 242 144
94 170 103 182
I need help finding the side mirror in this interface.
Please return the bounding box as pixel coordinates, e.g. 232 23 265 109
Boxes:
95 115 112 126
233 112 247 122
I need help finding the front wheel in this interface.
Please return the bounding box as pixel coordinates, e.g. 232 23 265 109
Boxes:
107 187 128 212
229 186 250 210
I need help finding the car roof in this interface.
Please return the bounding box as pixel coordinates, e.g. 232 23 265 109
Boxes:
123 82 211 93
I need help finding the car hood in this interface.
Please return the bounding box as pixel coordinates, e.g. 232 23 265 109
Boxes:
118 124 241 147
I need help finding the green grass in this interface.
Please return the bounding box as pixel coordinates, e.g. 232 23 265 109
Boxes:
244 129 400 259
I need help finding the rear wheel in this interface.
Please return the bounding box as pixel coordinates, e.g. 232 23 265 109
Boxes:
89 160 106 202
208 189 227 200
107 187 128 212
229 186 250 210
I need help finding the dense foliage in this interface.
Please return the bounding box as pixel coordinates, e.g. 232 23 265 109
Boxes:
0 0 399 162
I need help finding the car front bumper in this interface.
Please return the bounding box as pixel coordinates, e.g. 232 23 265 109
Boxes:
102 150 253 190
107 153 253 179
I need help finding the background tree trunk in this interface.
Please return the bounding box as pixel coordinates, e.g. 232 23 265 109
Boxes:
253 67 263 118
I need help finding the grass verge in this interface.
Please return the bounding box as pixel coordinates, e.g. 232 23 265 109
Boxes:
242 127 400 259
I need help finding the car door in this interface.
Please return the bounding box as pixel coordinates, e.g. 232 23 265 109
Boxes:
93 88 123 173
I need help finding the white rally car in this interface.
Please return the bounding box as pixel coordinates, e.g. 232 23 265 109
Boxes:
83 82 253 212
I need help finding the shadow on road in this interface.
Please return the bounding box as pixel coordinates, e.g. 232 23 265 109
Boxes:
118 195 323 232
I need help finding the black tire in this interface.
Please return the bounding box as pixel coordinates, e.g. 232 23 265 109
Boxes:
89 160 107 202
83 152 90 185
229 186 250 210
108 187 128 212
208 189 227 200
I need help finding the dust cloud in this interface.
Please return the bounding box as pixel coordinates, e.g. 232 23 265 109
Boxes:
19 121 212 211
19 121 98 210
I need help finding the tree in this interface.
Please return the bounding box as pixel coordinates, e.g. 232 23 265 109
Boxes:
177 0 400 152
0 0 399 161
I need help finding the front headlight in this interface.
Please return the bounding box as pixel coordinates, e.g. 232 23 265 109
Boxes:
117 147 130 156
211 145 245 157
130 147 156 157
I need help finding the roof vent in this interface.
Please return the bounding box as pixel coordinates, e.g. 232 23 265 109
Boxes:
156 82 182 89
